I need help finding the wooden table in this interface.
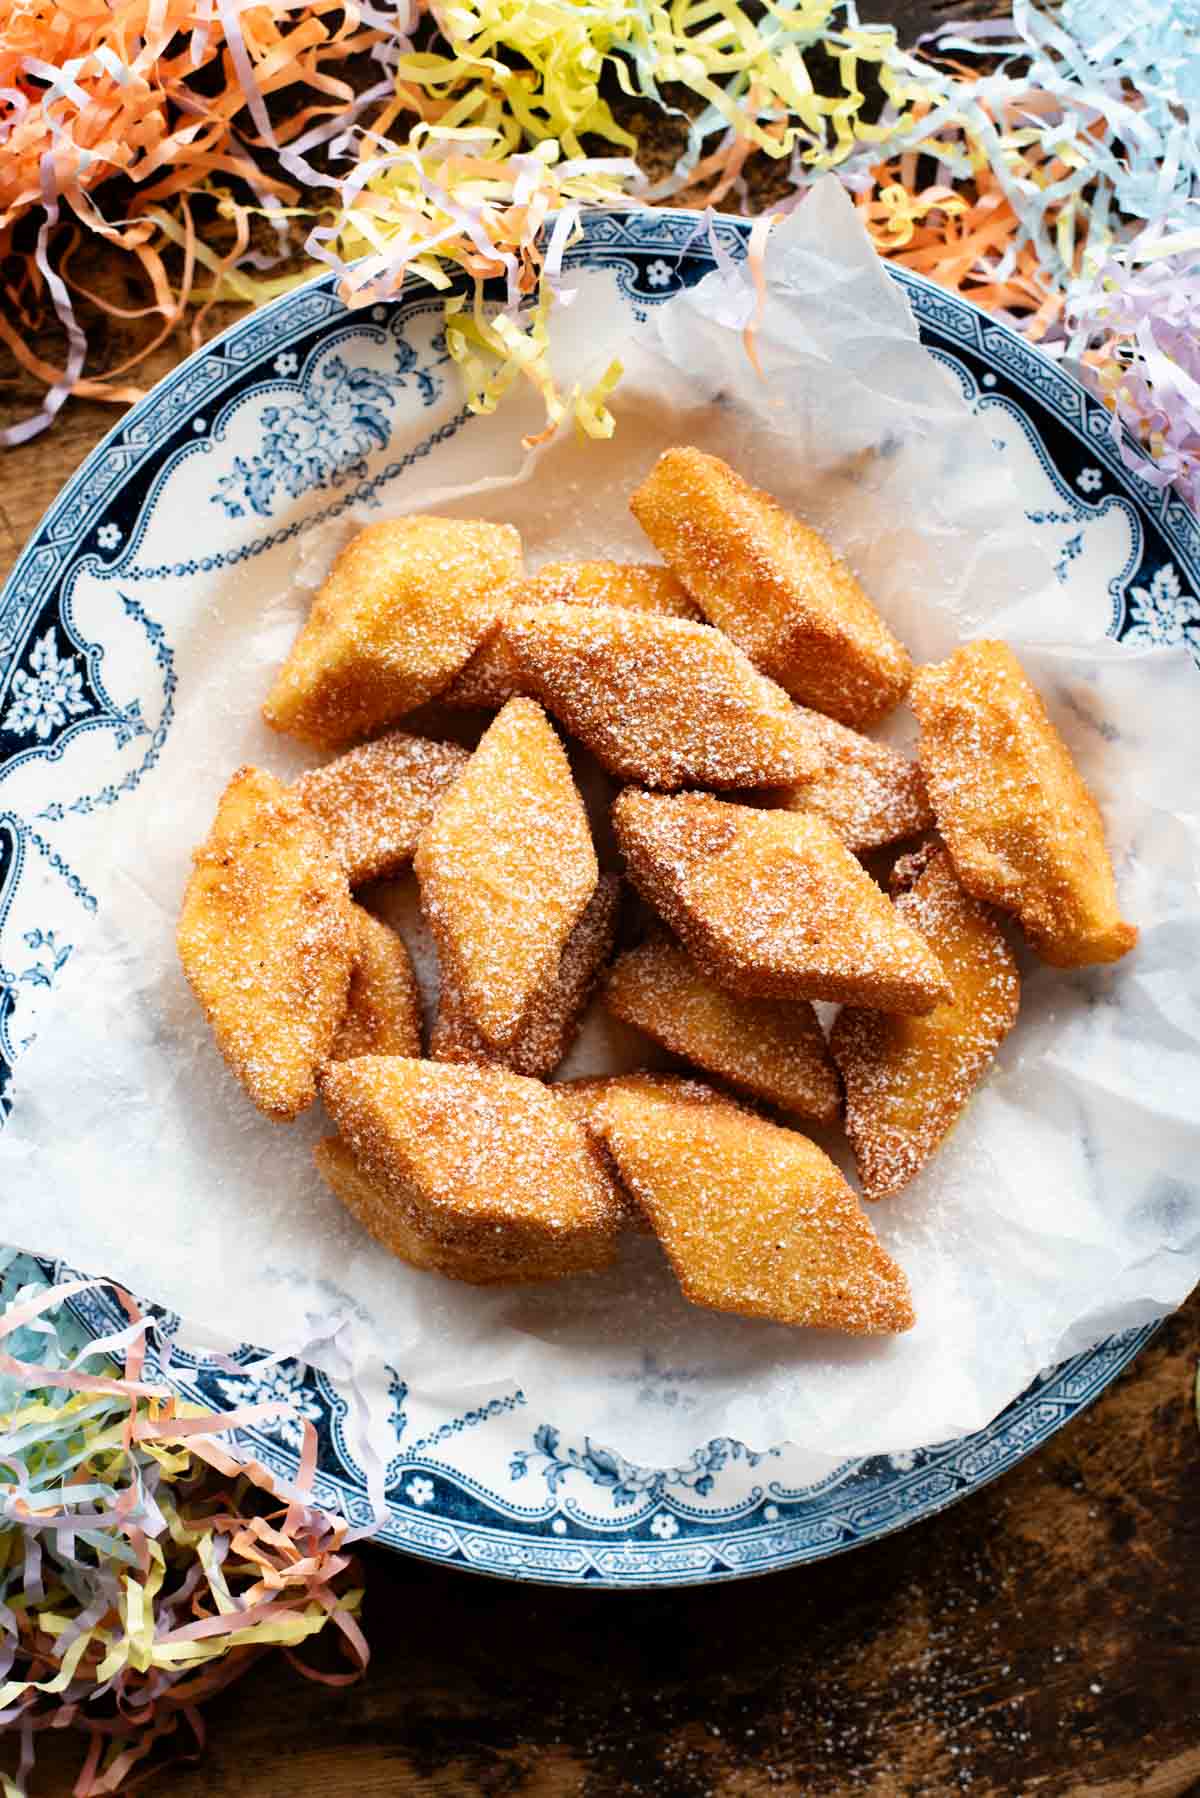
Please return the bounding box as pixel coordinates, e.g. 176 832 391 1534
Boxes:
6 4 1200 1790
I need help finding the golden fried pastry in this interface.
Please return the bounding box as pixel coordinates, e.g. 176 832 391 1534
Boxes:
414 697 598 1049
263 516 522 749
613 790 951 1014
432 875 619 1078
314 1137 585 1283
444 560 700 710
774 706 933 853
630 448 912 727
177 766 356 1120
330 906 423 1062
503 603 815 790
598 1087 915 1333
910 641 1137 966
550 1071 751 1234
603 935 840 1120
552 1070 747 1131
294 730 468 884
830 843 1019 1200
319 1058 622 1273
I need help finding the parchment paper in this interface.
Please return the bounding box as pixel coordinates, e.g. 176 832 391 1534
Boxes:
2 177 1198 1466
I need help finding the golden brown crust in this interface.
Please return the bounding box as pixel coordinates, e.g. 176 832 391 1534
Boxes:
503 602 815 790
294 730 469 884
444 561 700 710
612 790 952 1014
431 875 619 1078
314 1138 596 1284
773 706 933 853
549 1072 750 1234
262 517 522 749
318 1057 623 1270
910 641 1137 966
177 766 357 1120
630 448 912 727
603 935 841 1121
830 844 1020 1200
597 1087 916 1333
414 697 599 1050
330 905 423 1062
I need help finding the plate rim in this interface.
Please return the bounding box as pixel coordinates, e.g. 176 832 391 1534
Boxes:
2 204 1189 1588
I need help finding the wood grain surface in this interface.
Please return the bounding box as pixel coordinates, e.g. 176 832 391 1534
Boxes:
5 2 1199 1790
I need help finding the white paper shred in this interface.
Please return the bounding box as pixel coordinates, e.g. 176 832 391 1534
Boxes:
2 177 1198 1466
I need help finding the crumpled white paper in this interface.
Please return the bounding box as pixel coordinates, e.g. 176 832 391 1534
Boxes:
2 177 1198 1468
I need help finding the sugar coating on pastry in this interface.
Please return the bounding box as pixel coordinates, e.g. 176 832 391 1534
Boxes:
444 560 700 710
414 697 598 1049
330 905 423 1062
263 516 522 748
503 602 815 790
613 789 952 1014
775 706 933 853
551 1070 747 1130
603 934 841 1120
630 447 912 727
432 875 619 1078
830 843 1020 1200
550 1070 749 1234
294 730 468 885
314 1137 590 1284
318 1058 623 1267
598 1087 916 1333
177 765 356 1120
910 640 1137 967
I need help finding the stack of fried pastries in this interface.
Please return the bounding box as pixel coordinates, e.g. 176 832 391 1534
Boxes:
178 450 1137 1335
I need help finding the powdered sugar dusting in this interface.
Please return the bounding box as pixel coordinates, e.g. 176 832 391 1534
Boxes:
320 1058 624 1256
630 447 913 728
432 875 620 1077
176 765 357 1121
774 705 933 853
414 697 599 1049
613 790 953 1013
444 560 700 710
330 905 423 1062
910 642 1137 968
604 933 842 1121
295 730 469 884
831 844 1021 1202
599 1088 915 1335
263 516 522 749
504 602 815 790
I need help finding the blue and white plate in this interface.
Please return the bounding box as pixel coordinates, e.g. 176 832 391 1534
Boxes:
3 210 1196 1587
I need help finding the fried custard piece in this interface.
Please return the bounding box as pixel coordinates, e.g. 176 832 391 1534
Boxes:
551 1071 751 1234
910 641 1137 966
263 516 522 749
630 448 912 727
330 905 423 1062
177 766 356 1120
445 560 700 710
598 1087 915 1333
294 730 468 884
414 697 598 1049
603 934 840 1121
503 602 814 790
774 706 933 853
319 1058 622 1275
830 844 1020 1200
613 790 951 1014
314 1138 587 1284
432 875 619 1078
